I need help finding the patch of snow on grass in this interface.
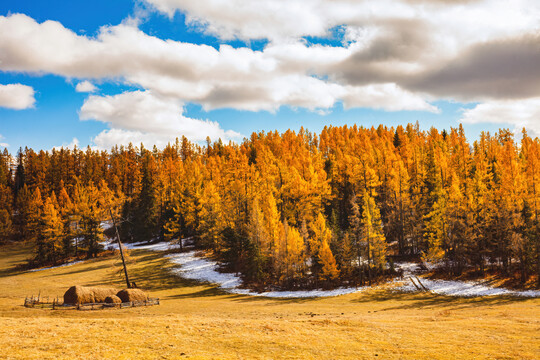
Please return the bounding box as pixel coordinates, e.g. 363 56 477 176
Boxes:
28 260 85 272
393 262 540 298
166 251 366 298
99 220 113 230
394 262 420 276
105 239 186 252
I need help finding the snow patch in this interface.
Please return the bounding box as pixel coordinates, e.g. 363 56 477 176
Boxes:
393 262 540 298
28 260 85 272
397 278 540 297
166 251 367 298
99 220 113 230
394 262 421 276
104 238 191 252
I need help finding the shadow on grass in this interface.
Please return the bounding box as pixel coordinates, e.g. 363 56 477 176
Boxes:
230 293 325 304
44 262 113 277
0 242 34 277
352 289 534 311
99 250 203 292
164 287 227 300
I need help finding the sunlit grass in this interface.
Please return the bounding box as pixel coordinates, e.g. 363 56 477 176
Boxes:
0 242 538 359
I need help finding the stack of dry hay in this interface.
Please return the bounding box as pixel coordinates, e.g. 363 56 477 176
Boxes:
64 285 148 305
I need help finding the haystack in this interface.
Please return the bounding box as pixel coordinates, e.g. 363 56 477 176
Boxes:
64 286 119 305
116 288 148 303
104 295 122 304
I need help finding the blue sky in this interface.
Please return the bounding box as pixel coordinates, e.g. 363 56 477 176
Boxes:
1 0 538 150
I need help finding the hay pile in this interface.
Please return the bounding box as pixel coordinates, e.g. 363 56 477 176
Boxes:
64 286 119 305
116 288 148 303
104 295 122 304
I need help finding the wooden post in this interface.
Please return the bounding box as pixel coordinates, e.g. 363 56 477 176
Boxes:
109 206 131 289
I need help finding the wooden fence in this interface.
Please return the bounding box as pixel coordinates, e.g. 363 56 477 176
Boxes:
24 296 160 310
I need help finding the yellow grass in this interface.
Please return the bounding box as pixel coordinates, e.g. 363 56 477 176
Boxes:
0 242 538 359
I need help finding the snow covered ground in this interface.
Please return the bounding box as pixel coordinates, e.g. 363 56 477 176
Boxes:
397 277 540 297
104 238 192 252
105 240 174 252
166 251 367 298
27 260 85 272
394 262 540 298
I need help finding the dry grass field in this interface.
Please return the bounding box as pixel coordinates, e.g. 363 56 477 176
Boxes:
0 243 538 360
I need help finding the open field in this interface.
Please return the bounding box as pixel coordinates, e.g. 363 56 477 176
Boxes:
0 243 538 360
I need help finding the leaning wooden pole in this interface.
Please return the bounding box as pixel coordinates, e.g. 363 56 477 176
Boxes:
109 207 131 289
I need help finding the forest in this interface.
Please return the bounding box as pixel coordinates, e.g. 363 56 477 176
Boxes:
0 123 538 289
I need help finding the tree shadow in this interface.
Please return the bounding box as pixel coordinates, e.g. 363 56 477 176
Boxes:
45 263 113 277
352 289 534 311
230 294 323 304
0 242 34 277
99 250 203 291
163 287 228 299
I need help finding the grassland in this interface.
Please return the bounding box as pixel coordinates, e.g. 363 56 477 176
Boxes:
0 242 538 359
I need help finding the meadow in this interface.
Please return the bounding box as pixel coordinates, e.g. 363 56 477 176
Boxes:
0 242 538 360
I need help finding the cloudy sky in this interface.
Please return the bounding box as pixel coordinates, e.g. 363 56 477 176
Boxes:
0 0 539 150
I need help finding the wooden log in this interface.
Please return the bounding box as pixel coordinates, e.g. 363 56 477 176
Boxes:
415 276 429 292
409 277 422 291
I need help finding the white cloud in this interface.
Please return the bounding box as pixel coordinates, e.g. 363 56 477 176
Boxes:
460 98 540 137
75 81 97 93
0 14 439 114
144 0 540 43
80 90 241 149
341 83 439 113
0 83 35 110
141 0 540 101
51 138 79 151
92 128 185 150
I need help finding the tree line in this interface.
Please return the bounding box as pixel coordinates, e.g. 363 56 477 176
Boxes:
0 123 538 288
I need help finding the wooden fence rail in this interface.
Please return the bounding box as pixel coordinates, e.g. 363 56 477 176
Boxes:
24 297 160 310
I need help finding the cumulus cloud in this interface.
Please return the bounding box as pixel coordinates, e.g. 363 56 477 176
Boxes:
75 81 97 93
144 0 539 43
80 90 241 149
51 138 79 151
460 98 540 137
143 0 540 103
0 14 437 114
341 83 439 113
0 83 35 110
93 128 190 150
